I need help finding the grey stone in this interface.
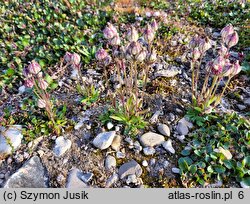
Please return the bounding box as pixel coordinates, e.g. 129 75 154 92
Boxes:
93 131 116 150
0 125 23 156
105 173 119 188
126 174 137 185
162 140 175 154
66 168 88 188
157 123 170 137
53 136 72 157
105 155 116 170
176 117 193 135
81 173 93 183
116 151 125 159
172 167 180 174
139 132 165 147
143 147 156 156
0 173 5 179
149 158 156 166
4 156 48 188
244 98 250 106
74 121 84 130
237 104 246 110
118 160 142 179
155 68 179 78
111 135 122 151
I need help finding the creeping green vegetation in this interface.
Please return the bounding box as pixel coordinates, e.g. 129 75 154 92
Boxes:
179 112 250 187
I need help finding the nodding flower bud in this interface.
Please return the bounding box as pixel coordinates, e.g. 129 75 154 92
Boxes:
225 31 239 48
223 60 233 77
38 79 49 90
211 56 225 75
109 35 121 46
231 60 241 76
64 52 72 63
24 79 34 88
71 53 81 65
199 38 212 53
144 25 155 43
136 49 147 62
218 45 228 56
22 67 32 78
147 49 157 63
28 60 41 75
95 48 108 61
37 99 46 108
127 41 142 56
103 23 118 39
127 26 139 42
151 19 158 31
221 24 234 41
192 47 201 61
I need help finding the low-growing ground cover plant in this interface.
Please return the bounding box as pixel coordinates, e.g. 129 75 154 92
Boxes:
178 112 250 187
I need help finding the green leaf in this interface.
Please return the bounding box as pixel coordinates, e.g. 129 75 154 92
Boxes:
242 156 250 167
197 161 206 168
45 74 53 84
181 149 191 156
190 165 197 174
214 165 226 174
178 158 189 172
110 115 125 122
241 177 250 187
223 160 233 169
207 165 214 173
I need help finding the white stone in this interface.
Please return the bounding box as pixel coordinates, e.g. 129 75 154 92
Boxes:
172 167 180 174
139 132 165 147
162 139 175 154
142 160 148 167
0 125 23 156
107 122 114 130
105 155 116 170
53 136 72 157
18 85 26 94
93 131 116 150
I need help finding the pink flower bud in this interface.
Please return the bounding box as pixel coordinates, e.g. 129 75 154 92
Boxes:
64 52 72 63
103 23 118 39
225 31 239 48
37 99 46 108
95 48 108 60
71 53 81 65
218 45 228 56
144 25 155 43
147 49 157 63
137 50 147 62
211 56 225 75
24 79 34 88
127 26 139 42
221 24 234 41
38 79 49 90
109 35 121 46
223 60 233 77
192 47 201 61
151 19 158 31
231 60 241 75
199 38 212 53
28 60 41 75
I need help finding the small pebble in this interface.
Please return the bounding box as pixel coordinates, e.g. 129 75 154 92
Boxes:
142 160 148 167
